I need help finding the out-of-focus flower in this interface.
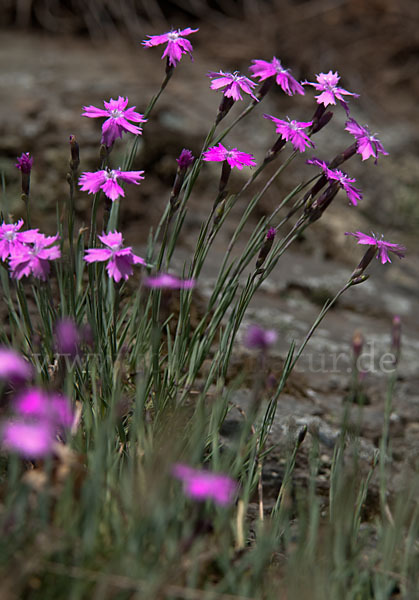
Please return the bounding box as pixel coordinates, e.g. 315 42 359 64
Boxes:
142 27 199 67
79 168 145 202
2 388 74 458
9 232 61 281
203 143 256 170
345 231 406 264
82 97 147 147
55 318 80 358
172 463 237 506
15 152 33 174
0 347 32 382
307 158 362 206
249 57 304 96
84 231 145 283
244 324 277 351
143 273 195 289
264 115 314 153
303 71 359 112
207 70 258 102
345 118 388 163
0 220 38 261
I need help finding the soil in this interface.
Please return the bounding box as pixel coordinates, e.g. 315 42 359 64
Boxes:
1 1 419 517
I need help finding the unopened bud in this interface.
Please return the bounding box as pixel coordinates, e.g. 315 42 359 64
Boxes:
350 246 377 279
15 152 33 196
391 315 401 365
352 330 364 358
350 274 369 286
264 137 286 164
256 227 276 269
329 142 358 169
311 111 333 134
214 197 227 225
216 96 235 125
297 425 308 446
306 183 339 223
254 78 274 103
69 135 80 172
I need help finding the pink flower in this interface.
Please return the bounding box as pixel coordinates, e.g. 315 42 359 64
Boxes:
15 152 33 174
0 347 32 382
172 464 237 506
345 118 388 163
307 158 362 206
79 168 145 202
84 231 145 283
244 324 277 351
264 114 314 153
249 57 304 96
55 318 80 358
82 97 147 148
0 220 38 261
142 27 199 67
2 388 74 458
207 70 258 102
143 273 195 289
303 71 359 112
203 143 256 170
345 231 406 264
9 232 61 281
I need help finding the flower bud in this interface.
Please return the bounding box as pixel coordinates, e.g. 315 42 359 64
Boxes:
256 227 276 269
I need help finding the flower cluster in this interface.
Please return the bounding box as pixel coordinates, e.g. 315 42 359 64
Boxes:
0 221 61 281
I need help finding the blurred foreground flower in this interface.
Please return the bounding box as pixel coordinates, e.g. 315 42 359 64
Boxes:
2 388 73 458
249 57 304 96
84 232 146 282
172 464 237 506
15 152 33 174
79 168 144 202
144 274 195 289
346 231 406 265
0 348 32 383
82 96 146 147
142 27 199 67
55 318 80 358
244 324 278 351
345 118 388 163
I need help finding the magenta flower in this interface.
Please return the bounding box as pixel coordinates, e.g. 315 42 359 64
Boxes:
79 168 145 202
142 27 199 67
55 318 80 358
0 347 32 382
303 71 359 112
82 97 147 148
143 273 195 289
264 114 314 153
0 220 39 261
307 158 362 206
15 152 33 174
345 118 388 163
84 231 146 283
345 231 406 264
203 143 256 170
172 464 238 506
244 324 277 351
207 70 258 102
2 388 73 458
249 57 304 96
9 232 60 281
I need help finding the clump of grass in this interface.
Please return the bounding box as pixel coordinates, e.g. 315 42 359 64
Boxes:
0 28 416 600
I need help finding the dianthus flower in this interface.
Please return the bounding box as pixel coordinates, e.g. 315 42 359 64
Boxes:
345 118 388 163
207 70 258 101
15 152 33 174
244 324 277 351
303 71 359 113
203 143 256 170
79 168 145 202
345 231 406 264
142 27 199 67
82 97 147 147
172 463 237 506
264 114 314 153
0 347 32 382
249 57 304 96
2 388 73 458
9 232 61 281
0 220 39 261
143 273 195 289
307 158 362 206
84 231 146 283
